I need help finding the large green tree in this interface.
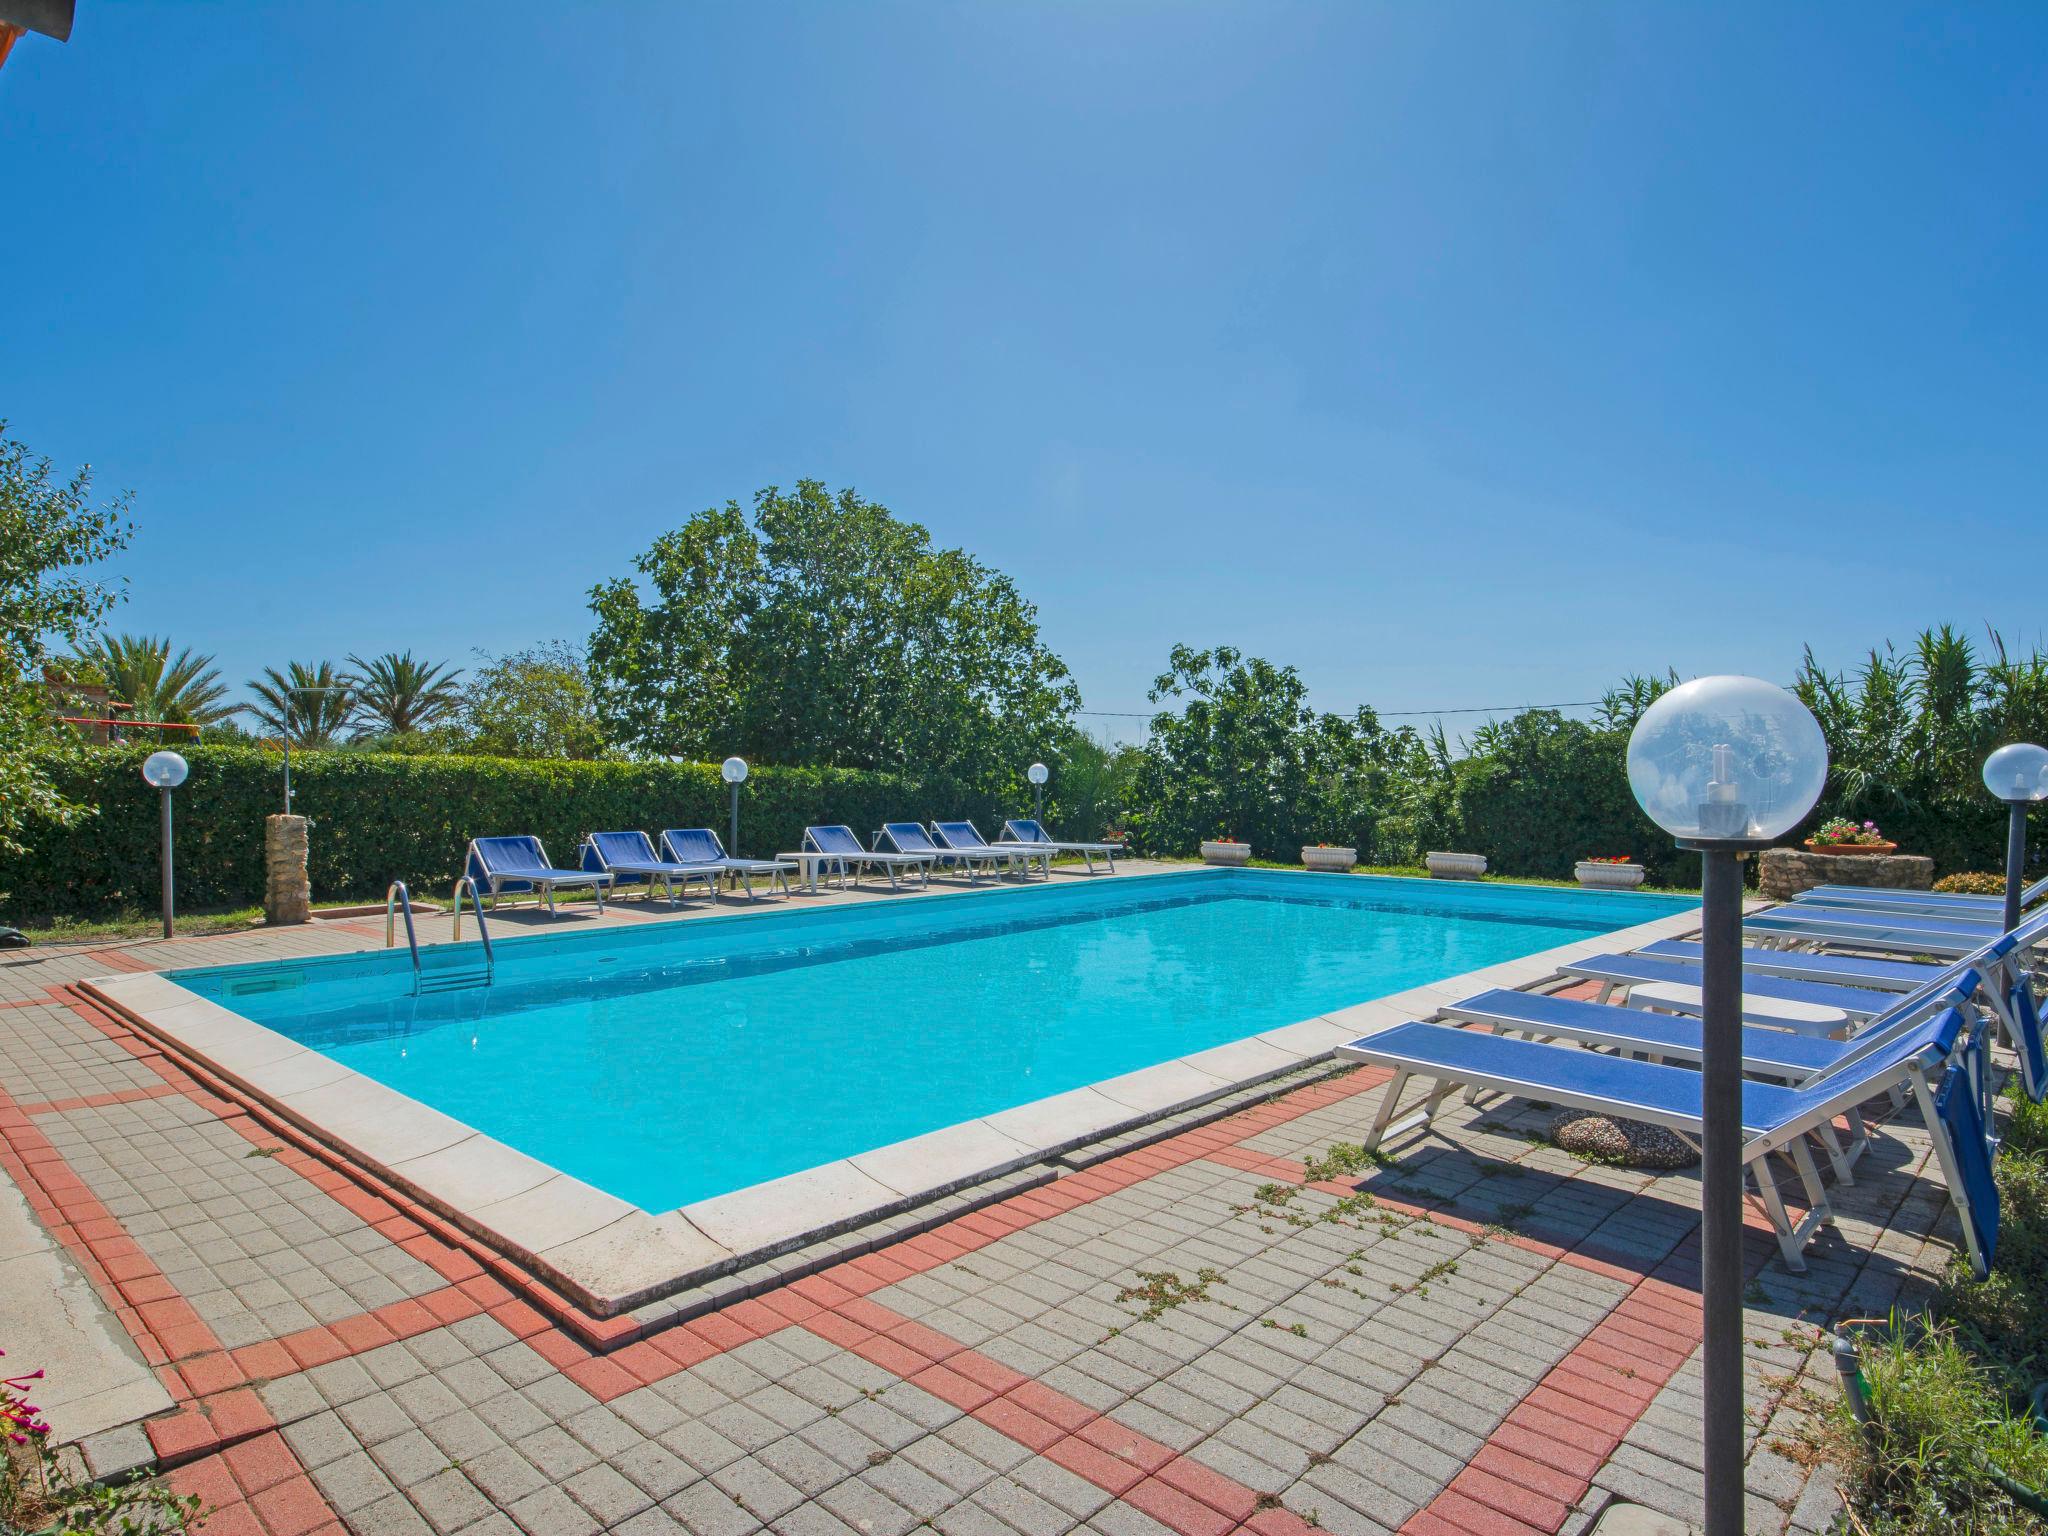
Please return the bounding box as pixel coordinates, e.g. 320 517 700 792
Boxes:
348 651 465 736
73 633 236 727
0 424 131 854
588 482 1079 793
463 642 606 760
245 661 358 747
1130 644 1425 859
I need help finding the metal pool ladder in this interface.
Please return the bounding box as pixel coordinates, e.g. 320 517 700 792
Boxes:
385 880 495 996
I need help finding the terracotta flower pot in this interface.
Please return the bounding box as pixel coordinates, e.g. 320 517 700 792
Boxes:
1803 841 1898 857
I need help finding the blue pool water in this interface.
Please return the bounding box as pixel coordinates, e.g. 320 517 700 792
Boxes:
172 870 1691 1212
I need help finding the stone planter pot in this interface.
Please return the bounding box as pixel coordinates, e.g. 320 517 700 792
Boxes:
1301 846 1357 873
1425 851 1486 880
1575 861 1646 890
1803 840 1898 857
1201 840 1252 867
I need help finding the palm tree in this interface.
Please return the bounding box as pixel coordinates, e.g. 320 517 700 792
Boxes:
245 661 358 747
74 633 237 726
347 651 464 735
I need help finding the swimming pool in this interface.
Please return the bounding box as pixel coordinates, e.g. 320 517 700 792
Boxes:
169 870 1692 1214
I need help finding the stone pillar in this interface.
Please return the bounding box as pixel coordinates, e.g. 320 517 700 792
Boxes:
264 814 312 925
1757 848 1934 901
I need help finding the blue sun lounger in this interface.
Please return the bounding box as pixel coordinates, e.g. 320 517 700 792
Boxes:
1761 903 2001 939
1555 954 1900 1030
579 831 723 906
1636 939 1956 994
1746 907 1998 960
465 836 612 914
657 828 795 899
1002 819 1123 874
877 822 1008 882
1624 916 2039 1039
932 820 1051 879
802 825 932 891
2005 981 2048 1105
1795 874 2047 919
1437 975 1982 1182
1340 1007 1971 1269
1930 1049 1998 1278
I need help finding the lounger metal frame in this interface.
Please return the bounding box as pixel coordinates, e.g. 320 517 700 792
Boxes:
465 836 612 915
931 820 1051 879
657 829 796 900
802 825 932 891
1001 819 1123 874
579 832 724 907
1342 1010 1970 1271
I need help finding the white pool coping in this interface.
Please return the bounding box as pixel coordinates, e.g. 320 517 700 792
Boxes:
80 870 1707 1316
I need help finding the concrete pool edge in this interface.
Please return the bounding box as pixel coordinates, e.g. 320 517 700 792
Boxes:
78 886 1706 1320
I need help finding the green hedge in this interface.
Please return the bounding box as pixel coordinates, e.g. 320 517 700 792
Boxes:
0 747 1013 922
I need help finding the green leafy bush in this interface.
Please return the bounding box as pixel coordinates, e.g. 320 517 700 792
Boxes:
0 746 1015 923
1835 1320 2048 1535
1832 1105 2048 1532
1447 712 1700 886
1938 872 2010 895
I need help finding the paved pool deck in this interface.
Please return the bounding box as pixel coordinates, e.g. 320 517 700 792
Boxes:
0 864 1970 1536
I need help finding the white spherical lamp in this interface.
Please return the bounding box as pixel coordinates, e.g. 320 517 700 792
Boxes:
1982 743 2048 805
142 750 190 939
1027 762 1049 786
1625 676 1828 844
142 750 190 789
721 756 749 784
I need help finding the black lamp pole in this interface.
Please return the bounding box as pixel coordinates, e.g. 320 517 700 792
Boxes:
1680 835 1764 1536
158 784 176 940
2004 800 2027 934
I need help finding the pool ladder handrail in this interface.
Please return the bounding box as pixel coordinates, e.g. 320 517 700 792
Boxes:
403 877 498 995
449 876 494 971
385 882 422 983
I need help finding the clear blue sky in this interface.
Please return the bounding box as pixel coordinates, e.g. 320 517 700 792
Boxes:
4 3 2043 742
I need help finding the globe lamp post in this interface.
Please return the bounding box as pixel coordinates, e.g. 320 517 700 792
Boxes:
1625 677 1827 1536
1027 761 1049 824
1982 743 2048 932
722 757 749 859
142 750 191 939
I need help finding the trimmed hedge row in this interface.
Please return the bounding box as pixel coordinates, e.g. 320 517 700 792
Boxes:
0 747 1018 922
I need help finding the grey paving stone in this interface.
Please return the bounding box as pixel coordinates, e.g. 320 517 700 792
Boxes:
564 1462 656 1525
662 1479 766 1536
310 1448 399 1516
413 1467 499 1535
463 1445 551 1507
359 1490 439 1536
712 1456 810 1523
506 1483 603 1536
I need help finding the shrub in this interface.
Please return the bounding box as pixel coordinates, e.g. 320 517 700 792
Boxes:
1834 1320 2048 1535
1937 872 2009 895
1831 1097 2048 1532
0 746 1015 923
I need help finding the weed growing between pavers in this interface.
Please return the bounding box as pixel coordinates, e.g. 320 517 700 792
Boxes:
1817 1083 2048 1533
1299 1142 1389 1184
1387 1255 1460 1299
1110 1268 1230 1330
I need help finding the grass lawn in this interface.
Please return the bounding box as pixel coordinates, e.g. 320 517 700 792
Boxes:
7 898 377 947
